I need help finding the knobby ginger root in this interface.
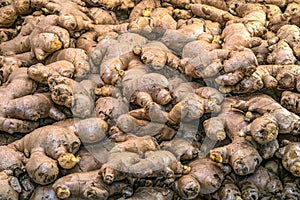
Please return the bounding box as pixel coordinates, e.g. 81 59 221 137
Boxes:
8 125 81 184
174 158 231 199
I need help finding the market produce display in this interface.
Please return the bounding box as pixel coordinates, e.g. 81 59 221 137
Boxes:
0 0 300 199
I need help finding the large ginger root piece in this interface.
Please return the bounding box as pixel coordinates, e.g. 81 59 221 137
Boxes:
161 18 205 54
0 15 70 61
52 170 131 199
0 68 43 133
110 134 158 154
204 98 268 175
174 158 231 199
100 150 183 184
83 0 135 10
168 83 223 125
160 138 199 161
46 48 91 78
28 61 75 84
8 125 81 184
276 24 300 58
281 91 300 114
231 64 300 94
216 175 242 200
234 94 300 135
89 33 147 85
134 41 181 71
277 141 300 177
48 75 96 118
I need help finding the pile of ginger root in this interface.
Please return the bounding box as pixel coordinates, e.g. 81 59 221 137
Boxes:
0 0 300 199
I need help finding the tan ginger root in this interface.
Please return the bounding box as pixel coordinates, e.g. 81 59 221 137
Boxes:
46 48 91 78
168 83 223 125
82 0 135 10
276 25 300 58
116 187 174 200
161 18 205 54
234 94 300 135
95 97 128 124
0 55 22 85
9 125 81 184
89 33 147 85
100 150 183 184
47 75 96 118
160 138 199 161
110 134 159 154
267 40 297 65
276 141 300 177
0 28 17 43
134 40 181 71
230 64 300 94
281 91 300 114
0 68 42 133
265 4 289 32
0 0 32 28
190 4 237 25
0 15 71 61
0 171 20 200
216 175 242 200
129 7 177 39
52 170 131 200
235 3 267 37
29 185 59 200
88 7 117 25
237 166 282 199
5 93 66 121
28 61 75 84
174 158 231 199
0 146 25 177
284 2 300 27
221 23 262 51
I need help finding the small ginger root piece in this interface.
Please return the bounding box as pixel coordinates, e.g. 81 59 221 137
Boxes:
24 151 59 185
160 138 199 161
28 61 75 84
174 158 231 199
190 4 237 25
8 125 81 184
83 0 135 10
30 185 59 200
110 134 159 154
284 2 300 27
0 55 22 85
95 96 128 124
267 40 297 65
217 175 242 200
0 146 25 177
134 40 181 71
46 48 90 78
0 171 19 200
281 91 300 114
95 85 122 98
88 7 117 25
238 166 283 199
116 187 173 200
116 113 176 141
0 28 17 43
265 4 289 32
53 170 131 199
277 141 300 177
